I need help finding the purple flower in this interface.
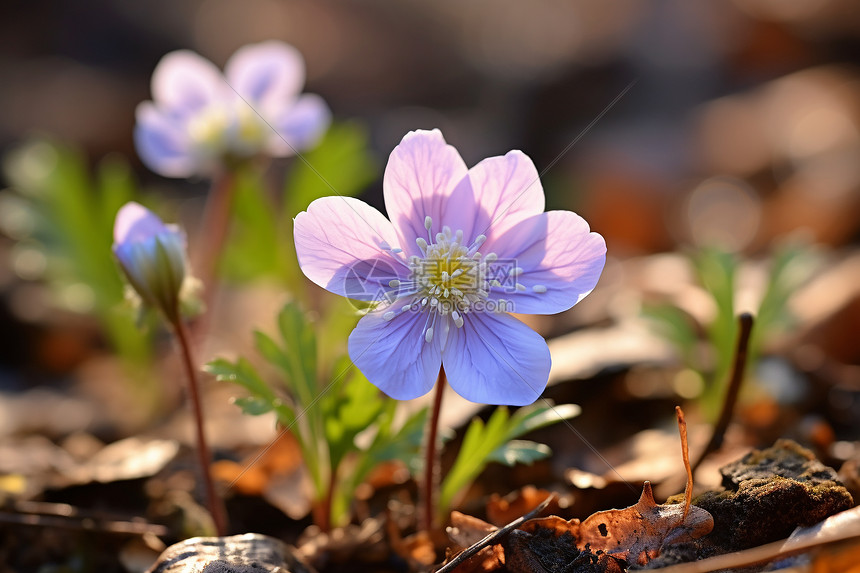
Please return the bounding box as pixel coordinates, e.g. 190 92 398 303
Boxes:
113 202 187 320
294 130 606 406
135 41 331 178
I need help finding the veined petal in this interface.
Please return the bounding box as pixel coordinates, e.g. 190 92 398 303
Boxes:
349 308 442 400
151 50 225 115
383 129 469 255
452 151 545 245
134 102 197 178
443 312 550 406
225 41 305 113
487 211 606 314
294 196 404 299
268 93 332 156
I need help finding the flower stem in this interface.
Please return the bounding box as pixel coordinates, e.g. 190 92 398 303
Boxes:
195 169 237 315
174 315 228 536
422 367 446 533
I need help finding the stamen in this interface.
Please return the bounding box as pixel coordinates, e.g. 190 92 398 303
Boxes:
390 247 403 254
516 284 527 292
532 285 547 293
389 279 401 287
403 219 502 333
383 311 396 321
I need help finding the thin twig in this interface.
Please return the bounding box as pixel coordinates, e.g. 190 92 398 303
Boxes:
648 531 860 573
692 313 754 473
0 508 168 536
423 367 447 533
433 494 556 573
675 406 692 522
174 316 228 536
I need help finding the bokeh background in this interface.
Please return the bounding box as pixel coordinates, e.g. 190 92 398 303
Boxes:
2 0 859 255
1 1 860 569
2 1 860 433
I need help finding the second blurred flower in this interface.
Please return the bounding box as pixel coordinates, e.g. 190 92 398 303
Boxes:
135 41 331 178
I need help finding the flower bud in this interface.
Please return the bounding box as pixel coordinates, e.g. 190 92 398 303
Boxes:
113 202 187 322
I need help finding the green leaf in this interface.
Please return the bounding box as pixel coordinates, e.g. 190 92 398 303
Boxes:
206 357 297 428
439 408 512 516
233 396 274 416
284 121 378 216
505 403 581 439
274 302 318 403
204 357 272 399
323 359 385 467
439 403 580 519
692 248 738 383
487 440 552 466
331 405 428 526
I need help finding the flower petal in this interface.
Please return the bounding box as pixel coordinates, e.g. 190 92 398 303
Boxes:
134 102 197 178
151 50 225 115
268 93 332 156
443 312 550 406
383 129 469 255
460 150 546 245
225 41 304 113
294 196 405 300
113 201 168 245
349 309 442 400
487 211 606 314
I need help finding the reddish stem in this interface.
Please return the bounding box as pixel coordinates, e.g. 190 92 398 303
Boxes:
174 315 228 536
422 367 446 533
194 170 237 320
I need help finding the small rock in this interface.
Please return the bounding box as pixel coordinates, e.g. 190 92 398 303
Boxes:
145 533 316 573
695 439 853 550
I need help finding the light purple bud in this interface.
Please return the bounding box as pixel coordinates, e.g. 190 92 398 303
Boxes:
113 202 187 320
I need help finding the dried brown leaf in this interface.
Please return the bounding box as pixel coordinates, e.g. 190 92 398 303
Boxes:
520 482 713 566
486 487 559 527
448 511 497 547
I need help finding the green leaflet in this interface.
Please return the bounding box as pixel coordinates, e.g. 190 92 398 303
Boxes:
206 301 423 528
438 402 581 521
